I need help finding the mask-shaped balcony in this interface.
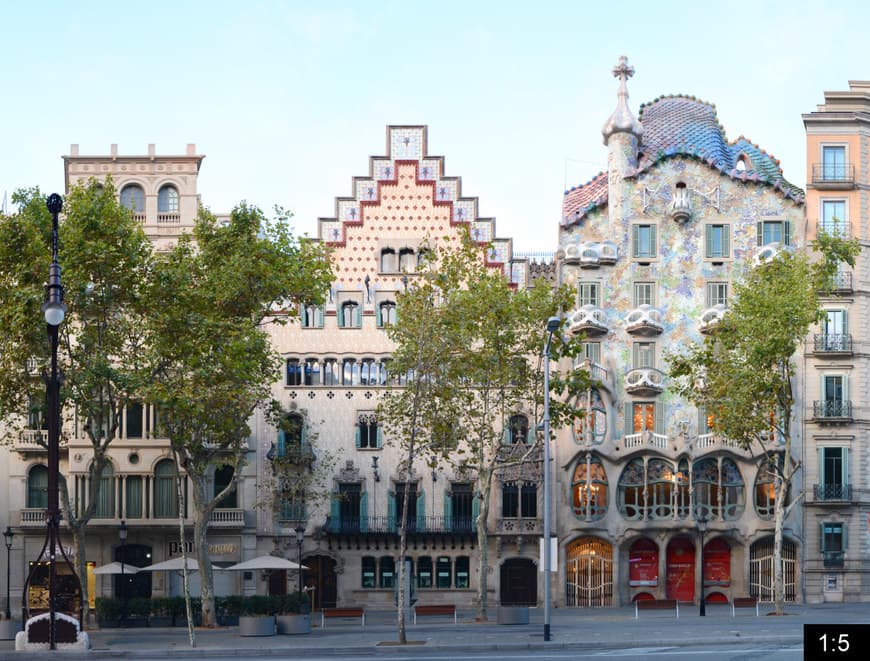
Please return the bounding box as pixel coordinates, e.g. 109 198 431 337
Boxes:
625 367 665 396
699 305 726 334
753 242 784 267
598 241 618 265
671 185 691 223
566 305 608 337
625 305 664 336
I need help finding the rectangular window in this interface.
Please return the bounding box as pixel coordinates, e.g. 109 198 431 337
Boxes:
356 413 380 449
322 359 339 386
633 282 654 307
339 484 361 533
581 341 601 364
821 522 845 567
125 402 143 439
822 146 846 181
821 447 846 489
417 556 433 588
823 310 848 351
705 224 730 259
706 282 728 308
343 359 360 386
631 402 656 433
757 220 791 246
821 375 848 418
502 484 519 518
436 556 452 589
361 556 376 588
632 224 657 259
578 282 599 307
520 484 537 518
821 200 847 237
125 476 142 518
455 556 470 588
304 359 321 386
632 342 655 369
451 483 473 532
379 556 395 589
300 304 323 328
286 359 302 386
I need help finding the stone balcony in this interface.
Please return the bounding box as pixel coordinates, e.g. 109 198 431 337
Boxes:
625 305 664 336
698 305 726 334
566 305 608 337
624 367 664 396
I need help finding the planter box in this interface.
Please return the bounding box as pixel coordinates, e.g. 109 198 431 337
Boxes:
276 613 310 635
0 620 22 640
497 606 529 625
148 616 173 628
238 615 275 637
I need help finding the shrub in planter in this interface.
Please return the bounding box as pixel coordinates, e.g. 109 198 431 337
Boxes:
274 593 311 635
149 597 173 627
238 595 275 637
216 595 243 626
95 597 122 627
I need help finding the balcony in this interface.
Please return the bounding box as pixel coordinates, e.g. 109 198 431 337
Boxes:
323 515 475 537
822 551 845 568
563 241 618 268
623 430 668 450
695 433 741 452
811 334 852 356
699 305 726 334
813 484 852 502
811 163 855 189
573 358 614 394
823 271 852 294
753 242 785 267
496 518 542 535
566 305 608 336
813 400 853 422
625 305 664 336
624 367 664 396
15 429 68 454
208 508 245 527
818 221 851 239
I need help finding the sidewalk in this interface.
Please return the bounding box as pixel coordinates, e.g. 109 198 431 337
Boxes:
2 602 869 657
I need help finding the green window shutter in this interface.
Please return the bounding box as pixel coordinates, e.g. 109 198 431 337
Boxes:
355 425 361 449
316 306 324 328
705 224 713 258
650 226 657 256
337 307 344 328
471 490 480 527
277 429 286 457
632 225 639 257
300 424 307 450
503 427 511 445
376 304 382 327
784 221 792 247
376 426 383 449
330 492 340 528
625 407 634 437
654 403 665 435
842 524 847 551
526 427 534 444
819 522 826 552
355 304 362 327
632 343 639 368
818 447 825 484
444 492 453 531
722 226 730 257
359 492 368 532
756 222 763 246
388 491 396 532
416 490 426 529
842 448 849 487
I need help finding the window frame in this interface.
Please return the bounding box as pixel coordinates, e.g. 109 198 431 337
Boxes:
705 223 731 260
157 184 179 213
633 282 655 307
631 223 657 260
705 282 728 308
578 282 600 307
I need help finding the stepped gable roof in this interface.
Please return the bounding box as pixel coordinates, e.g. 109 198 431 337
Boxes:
561 173 608 227
562 95 804 227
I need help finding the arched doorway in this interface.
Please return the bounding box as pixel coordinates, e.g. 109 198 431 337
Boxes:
665 538 695 602
704 538 731 595
114 543 152 599
628 538 658 590
304 555 337 610
566 537 613 607
750 537 796 602
499 558 536 606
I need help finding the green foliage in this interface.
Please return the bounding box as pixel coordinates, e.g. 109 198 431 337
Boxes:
272 592 310 615
238 594 276 616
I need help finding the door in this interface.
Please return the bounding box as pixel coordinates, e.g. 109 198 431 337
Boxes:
665 538 695 602
268 569 288 596
304 555 338 610
500 558 537 606
566 537 613 607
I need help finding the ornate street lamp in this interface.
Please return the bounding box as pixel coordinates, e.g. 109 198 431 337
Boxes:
697 513 708 617
4 526 14 620
118 521 127 607
294 525 305 602
541 316 561 642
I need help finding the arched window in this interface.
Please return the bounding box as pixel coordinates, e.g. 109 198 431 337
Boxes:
340 301 361 328
647 459 674 519
27 465 48 509
693 458 719 520
721 458 745 520
343 358 360 385
214 464 236 508
95 462 115 518
154 459 178 518
675 459 691 518
120 184 145 213
278 413 304 456
380 249 397 273
157 185 179 212
399 248 415 272
618 458 645 520
301 304 323 328
506 414 530 445
378 301 397 327
754 460 776 519
417 248 432 270
573 390 606 444
571 456 608 520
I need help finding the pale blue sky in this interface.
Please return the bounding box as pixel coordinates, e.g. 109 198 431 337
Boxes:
1 1 867 252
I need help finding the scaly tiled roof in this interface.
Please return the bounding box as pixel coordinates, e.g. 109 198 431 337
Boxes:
562 95 804 226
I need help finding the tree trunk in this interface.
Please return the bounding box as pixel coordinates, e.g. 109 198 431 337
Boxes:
70 524 89 626
397 472 412 645
475 465 492 622
172 450 196 648
194 512 216 627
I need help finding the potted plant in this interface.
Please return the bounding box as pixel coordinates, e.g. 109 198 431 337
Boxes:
238 595 275 637
148 597 173 627
95 597 122 628
216 595 242 626
126 596 150 628
274 593 311 635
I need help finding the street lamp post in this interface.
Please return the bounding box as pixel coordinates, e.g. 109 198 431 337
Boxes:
4 526 14 620
119 521 127 619
294 525 305 602
542 316 560 642
697 513 708 617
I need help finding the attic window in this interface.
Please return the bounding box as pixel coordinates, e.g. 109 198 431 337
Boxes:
735 154 750 172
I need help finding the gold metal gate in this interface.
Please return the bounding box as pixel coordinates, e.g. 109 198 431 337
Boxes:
566 537 613 607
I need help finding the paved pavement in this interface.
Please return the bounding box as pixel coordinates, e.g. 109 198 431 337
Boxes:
1 602 868 658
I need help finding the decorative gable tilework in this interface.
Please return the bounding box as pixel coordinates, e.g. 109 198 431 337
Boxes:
562 174 609 225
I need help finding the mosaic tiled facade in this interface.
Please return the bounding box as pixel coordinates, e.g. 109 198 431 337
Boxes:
552 58 805 607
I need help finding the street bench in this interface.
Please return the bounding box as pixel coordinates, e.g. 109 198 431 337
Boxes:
731 597 759 617
635 598 679 619
413 604 457 624
320 607 365 627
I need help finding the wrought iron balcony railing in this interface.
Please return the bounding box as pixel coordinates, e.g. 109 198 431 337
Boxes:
323 515 474 535
813 400 852 420
812 163 855 186
812 334 853 354
822 551 845 568
813 484 852 501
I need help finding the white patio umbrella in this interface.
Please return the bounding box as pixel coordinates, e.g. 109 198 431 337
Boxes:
92 561 140 575
138 557 219 572
225 555 308 571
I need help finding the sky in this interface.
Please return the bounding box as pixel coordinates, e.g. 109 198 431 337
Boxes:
1 1 868 253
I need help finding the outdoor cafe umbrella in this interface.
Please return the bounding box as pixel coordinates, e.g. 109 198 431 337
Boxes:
92 561 140 575
225 555 307 571
138 557 215 572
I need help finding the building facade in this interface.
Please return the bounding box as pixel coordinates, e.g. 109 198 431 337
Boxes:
552 58 806 607
802 81 870 603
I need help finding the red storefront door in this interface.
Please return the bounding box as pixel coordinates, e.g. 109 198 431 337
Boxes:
666 538 695 602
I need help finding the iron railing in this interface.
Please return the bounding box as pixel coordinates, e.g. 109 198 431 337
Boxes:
813 484 852 501
812 334 853 353
822 551 845 568
323 515 474 535
812 163 855 185
813 400 852 419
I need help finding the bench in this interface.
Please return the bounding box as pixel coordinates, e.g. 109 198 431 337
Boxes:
731 597 759 617
413 604 457 624
635 598 679 619
320 607 365 627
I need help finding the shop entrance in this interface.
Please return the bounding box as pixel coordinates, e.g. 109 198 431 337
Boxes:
665 538 695 602
304 555 337 610
499 558 537 606
566 537 612 607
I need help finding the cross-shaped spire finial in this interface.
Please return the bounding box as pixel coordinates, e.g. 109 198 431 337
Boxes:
612 55 635 82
